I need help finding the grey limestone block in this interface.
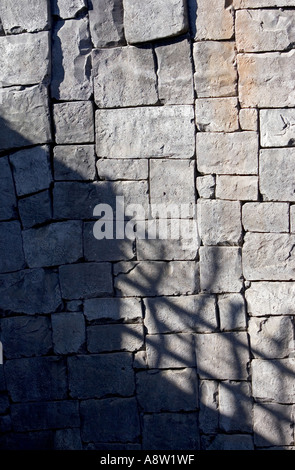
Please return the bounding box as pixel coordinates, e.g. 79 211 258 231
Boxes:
146 333 196 368
242 202 289 233
52 0 87 18
97 159 148 181
18 191 52 229
199 380 219 434
53 101 94 144
195 97 239 133
249 316 294 359
260 108 295 148
192 0 234 40
253 403 294 447
0 0 50 34
260 148 295 201
52 313 85 355
252 358 295 403
59 262 113 299
246 281 295 316
219 381 252 433
0 221 25 274
216 175 258 201
54 145 96 181
87 323 144 353
0 156 17 221
218 293 247 331
84 297 142 322
88 0 125 48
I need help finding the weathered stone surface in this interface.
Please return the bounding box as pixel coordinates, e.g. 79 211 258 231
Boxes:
199 247 243 293
155 39 194 105
196 98 239 133
0 221 25 274
10 146 52 196
59 262 113 299
234 0 295 8
195 332 250 379
197 132 258 175
18 191 52 229
249 316 293 359
290 206 295 233
0 0 50 34
252 359 295 403
97 159 148 181
218 293 247 331
87 324 144 353
239 108 258 131
193 41 237 98
1 316 51 359
253 403 294 447
136 369 198 412
114 261 199 296
54 102 94 144
236 9 295 53
192 0 233 40
219 382 252 432
196 175 215 199
216 176 258 201
260 109 295 147
199 380 219 434
93 46 157 108
237 51 295 108
123 0 189 44
52 313 85 354
243 233 295 281
0 32 50 87
96 105 195 158
51 18 92 100
0 157 17 221
84 297 142 322
242 202 289 233
5 357 67 402
68 353 134 398
197 199 242 245
260 148 295 201
52 0 87 18
54 145 96 181
0 85 51 151
88 0 125 48
81 398 140 443
0 268 62 314
146 333 195 368
246 281 295 316
23 221 83 268
144 295 217 334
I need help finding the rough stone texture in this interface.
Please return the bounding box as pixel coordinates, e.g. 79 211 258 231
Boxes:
196 98 239 133
196 175 215 199
87 324 144 353
96 106 195 159
199 247 243 293
218 294 247 331
54 145 96 181
97 159 148 181
260 148 295 201
52 0 87 18
219 382 252 432
216 176 259 201
260 109 295 148
249 316 294 359
242 202 289 233
193 41 237 98
199 380 219 434
239 108 258 131
0 157 17 221
18 191 52 229
237 51 295 108
84 222 135 261
0 32 50 87
52 313 85 354
123 0 189 44
84 297 142 322
0 221 25 274
252 359 295 403
234 0 295 8
197 132 258 175
0 0 50 34
197 200 242 245
88 0 125 48
146 333 195 369
246 281 295 317
193 0 234 40
92 46 157 108
59 263 113 299
51 18 92 101
54 101 94 144
253 403 294 447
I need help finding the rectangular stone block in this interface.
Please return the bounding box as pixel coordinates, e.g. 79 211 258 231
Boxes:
59 262 113 299
193 41 237 98
96 105 195 158
192 0 233 40
146 333 195 368
237 51 295 108
0 0 50 34
260 148 295 201
246 281 295 316
196 175 215 199
252 359 295 403
216 176 258 201
249 316 294 359
219 382 252 432
243 233 295 280
199 380 219 434
84 297 142 322
88 0 125 48
97 159 148 181
199 246 243 293
218 293 247 331
260 109 295 148
52 0 86 19
123 0 188 44
197 132 258 175
242 202 289 233
53 101 94 144
195 332 250 379
87 324 144 353
144 295 217 334
239 108 258 131
54 145 96 181
52 313 85 355
18 191 52 229
196 98 239 133
0 156 17 221
0 221 25 274
253 403 294 447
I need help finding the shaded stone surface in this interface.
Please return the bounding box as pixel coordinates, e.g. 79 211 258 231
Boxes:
88 0 125 48
0 0 50 34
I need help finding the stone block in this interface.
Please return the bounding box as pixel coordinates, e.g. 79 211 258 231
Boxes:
234 0 295 8
59 262 113 299
54 101 94 144
252 359 295 403
0 0 50 34
52 0 87 18
0 157 17 221
246 281 295 316
84 297 142 322
68 353 134 398
219 381 252 432
123 0 189 44
260 109 295 148
237 51 295 108
114 261 199 296
54 429 82 450
88 0 125 48
1 316 51 359
5 357 67 402
144 295 217 334
197 132 258 175
136 369 198 412
243 233 295 281
18 191 52 229
0 32 50 87
87 324 144 353
260 148 295 201
218 293 247 331
93 46 157 108
10 146 52 196
253 403 294 447
51 18 92 100
192 0 233 40
197 199 242 245
0 221 25 274
146 333 195 368
239 108 258 131
242 202 289 233
96 105 195 158
196 175 215 199
81 398 140 443
195 98 239 133
97 159 148 181
195 332 250 379
193 41 237 98
249 316 293 359
0 85 51 151
155 39 194 105
216 176 258 201
52 313 85 354
199 246 243 293
199 380 219 433
54 145 96 181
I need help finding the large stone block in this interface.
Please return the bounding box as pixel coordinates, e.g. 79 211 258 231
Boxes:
92 46 157 108
216 176 258 201
237 51 295 107
51 18 92 100
0 157 17 221
192 0 233 40
146 333 195 368
252 359 295 403
97 159 148 181
246 281 295 316
87 324 144 353
54 145 96 181
218 293 247 331
196 97 239 133
199 380 219 434
88 0 125 48
0 32 50 86
0 0 50 34
123 0 189 44
53 101 94 144
260 148 295 201
0 221 25 274
84 297 142 322
242 202 289 233
219 381 252 432
59 262 113 299
199 247 243 293
260 109 295 148
96 105 195 158
249 316 293 359
253 403 294 447
52 313 85 354
52 0 87 18
18 191 52 229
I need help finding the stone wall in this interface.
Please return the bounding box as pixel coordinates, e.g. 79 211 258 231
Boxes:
0 0 295 451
